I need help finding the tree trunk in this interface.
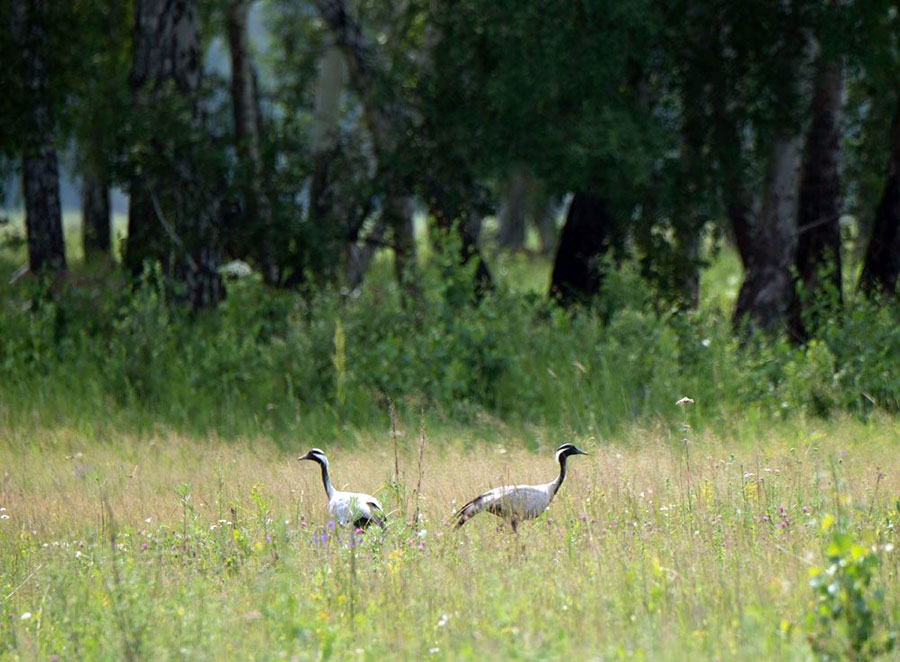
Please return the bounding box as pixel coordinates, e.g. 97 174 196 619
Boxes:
127 0 223 310
23 146 66 274
498 168 528 251
227 0 277 285
308 43 356 285
345 217 386 290
13 0 66 275
733 134 803 334
313 0 491 295
309 44 345 224
789 59 843 338
312 0 418 292
81 171 111 259
384 192 417 294
674 222 700 309
859 95 900 297
549 191 622 306
533 193 558 256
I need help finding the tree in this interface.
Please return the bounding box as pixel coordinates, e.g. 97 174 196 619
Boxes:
11 0 66 275
126 0 224 310
859 95 900 297
789 57 844 337
71 1 130 263
314 0 494 295
310 0 419 289
81 171 110 259
549 192 624 306
725 2 817 335
226 0 277 285
430 0 666 306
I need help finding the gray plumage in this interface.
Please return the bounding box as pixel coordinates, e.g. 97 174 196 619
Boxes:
453 443 587 532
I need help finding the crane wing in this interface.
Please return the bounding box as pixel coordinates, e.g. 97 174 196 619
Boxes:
330 491 386 529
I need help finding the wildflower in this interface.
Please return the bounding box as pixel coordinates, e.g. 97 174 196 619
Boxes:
437 613 448 628
20 612 32 620
0 514 9 520
675 396 694 406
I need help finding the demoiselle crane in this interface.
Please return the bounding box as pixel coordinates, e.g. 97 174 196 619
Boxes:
298 448 386 528
453 443 588 532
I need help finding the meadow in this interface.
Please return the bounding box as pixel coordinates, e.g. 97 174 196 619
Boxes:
1 415 898 661
1 213 899 660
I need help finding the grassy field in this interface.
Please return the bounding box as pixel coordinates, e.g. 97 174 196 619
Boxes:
2 415 898 661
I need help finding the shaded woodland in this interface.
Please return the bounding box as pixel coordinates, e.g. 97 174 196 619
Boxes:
1 0 900 337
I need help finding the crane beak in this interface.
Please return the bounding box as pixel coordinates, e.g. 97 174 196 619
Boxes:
575 448 588 455
298 452 311 461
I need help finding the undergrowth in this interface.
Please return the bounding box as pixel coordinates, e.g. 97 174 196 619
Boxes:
1 243 900 444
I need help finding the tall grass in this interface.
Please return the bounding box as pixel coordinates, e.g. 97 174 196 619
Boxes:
1 418 897 660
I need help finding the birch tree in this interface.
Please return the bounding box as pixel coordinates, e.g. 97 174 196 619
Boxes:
12 0 66 275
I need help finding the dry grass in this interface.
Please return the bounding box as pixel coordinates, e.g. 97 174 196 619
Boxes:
1 416 898 660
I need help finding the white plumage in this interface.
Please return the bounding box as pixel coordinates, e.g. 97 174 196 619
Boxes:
299 448 386 528
453 443 587 532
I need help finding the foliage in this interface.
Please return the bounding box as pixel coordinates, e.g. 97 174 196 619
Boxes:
805 514 898 661
0 244 899 442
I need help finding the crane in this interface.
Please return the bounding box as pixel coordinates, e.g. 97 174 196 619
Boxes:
298 448 386 528
453 443 587 532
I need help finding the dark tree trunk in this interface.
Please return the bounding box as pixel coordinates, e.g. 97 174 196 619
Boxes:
226 0 277 285
674 73 706 310
859 95 900 297
81 171 111 258
127 0 223 310
23 146 66 274
549 191 622 306
789 59 843 338
498 168 528 251
674 223 700 309
13 0 66 275
733 134 803 334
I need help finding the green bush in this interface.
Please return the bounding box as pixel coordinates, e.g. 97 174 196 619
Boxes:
2 253 900 442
